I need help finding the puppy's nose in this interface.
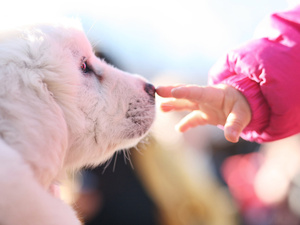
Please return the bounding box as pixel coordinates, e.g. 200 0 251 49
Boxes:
144 83 156 98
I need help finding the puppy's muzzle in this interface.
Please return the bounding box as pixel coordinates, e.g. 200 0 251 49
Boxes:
144 83 156 98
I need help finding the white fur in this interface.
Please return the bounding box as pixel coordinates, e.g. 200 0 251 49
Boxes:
0 19 155 225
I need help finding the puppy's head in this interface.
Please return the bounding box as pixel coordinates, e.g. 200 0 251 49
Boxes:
0 19 156 169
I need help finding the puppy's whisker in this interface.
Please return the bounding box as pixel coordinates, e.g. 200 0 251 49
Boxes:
85 20 102 50
132 145 139 152
122 150 128 164
124 150 134 169
91 39 102 50
113 152 118 172
102 156 113 174
86 20 98 36
135 147 144 156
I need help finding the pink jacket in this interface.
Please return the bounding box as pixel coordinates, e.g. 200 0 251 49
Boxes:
208 6 300 143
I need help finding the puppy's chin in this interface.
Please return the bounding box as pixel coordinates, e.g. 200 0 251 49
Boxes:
122 132 150 148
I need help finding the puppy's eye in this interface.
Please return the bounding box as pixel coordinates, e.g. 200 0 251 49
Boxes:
81 61 91 74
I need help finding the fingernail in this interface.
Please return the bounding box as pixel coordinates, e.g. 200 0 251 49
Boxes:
160 104 173 112
171 87 185 98
171 87 182 93
231 130 239 142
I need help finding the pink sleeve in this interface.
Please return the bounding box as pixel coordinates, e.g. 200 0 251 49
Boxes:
208 6 300 143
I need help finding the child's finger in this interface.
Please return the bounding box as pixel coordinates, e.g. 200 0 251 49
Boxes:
156 85 184 98
160 99 198 112
175 111 207 132
224 103 251 143
224 113 243 143
171 86 223 104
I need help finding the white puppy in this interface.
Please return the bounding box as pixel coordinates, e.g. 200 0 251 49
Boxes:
0 19 155 225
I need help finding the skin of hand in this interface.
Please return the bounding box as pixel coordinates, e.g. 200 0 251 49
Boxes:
156 84 252 143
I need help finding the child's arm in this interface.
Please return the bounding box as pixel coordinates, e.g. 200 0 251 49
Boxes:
157 6 300 143
156 84 251 143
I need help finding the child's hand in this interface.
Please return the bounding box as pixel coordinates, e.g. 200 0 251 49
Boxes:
156 84 251 143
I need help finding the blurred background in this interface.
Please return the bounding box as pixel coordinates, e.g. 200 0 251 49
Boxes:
4 0 300 224
0 0 289 83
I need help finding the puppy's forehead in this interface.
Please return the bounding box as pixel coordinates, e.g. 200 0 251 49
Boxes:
39 20 92 57
67 30 92 59
64 30 92 58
